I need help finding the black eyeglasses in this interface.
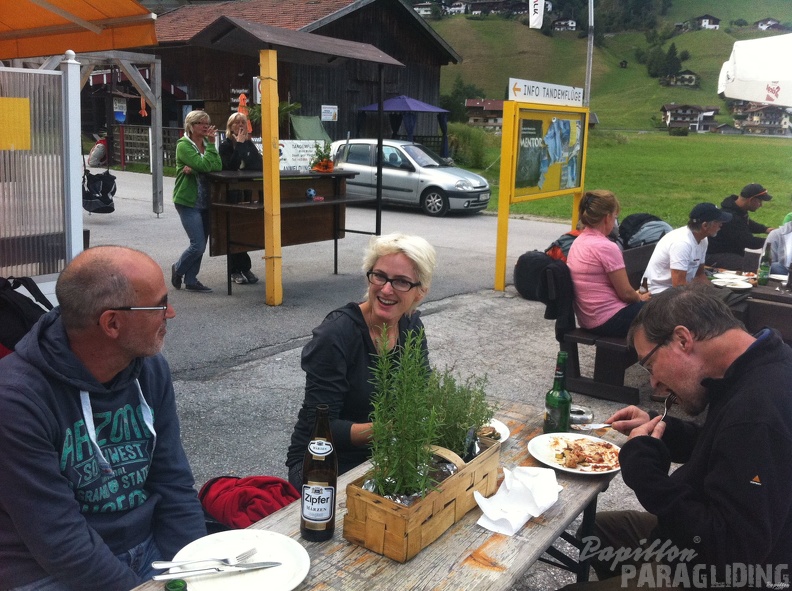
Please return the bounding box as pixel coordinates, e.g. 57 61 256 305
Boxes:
366 271 421 292
637 338 668 375
107 305 169 313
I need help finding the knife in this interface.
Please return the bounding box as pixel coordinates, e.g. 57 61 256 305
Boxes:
153 561 282 581
570 423 611 431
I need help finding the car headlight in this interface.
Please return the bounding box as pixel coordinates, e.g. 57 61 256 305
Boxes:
454 179 474 191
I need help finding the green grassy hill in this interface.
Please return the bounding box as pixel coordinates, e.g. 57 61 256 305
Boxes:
430 0 792 130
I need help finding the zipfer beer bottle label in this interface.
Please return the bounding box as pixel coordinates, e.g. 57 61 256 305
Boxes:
302 481 335 524
300 404 337 541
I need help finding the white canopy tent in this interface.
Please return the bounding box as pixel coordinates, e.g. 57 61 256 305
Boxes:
718 33 792 107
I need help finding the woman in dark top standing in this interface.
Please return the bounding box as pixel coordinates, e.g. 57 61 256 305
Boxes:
285 233 437 488
218 112 261 285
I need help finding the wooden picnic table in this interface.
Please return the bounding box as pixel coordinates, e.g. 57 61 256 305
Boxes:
133 399 616 590
746 278 792 343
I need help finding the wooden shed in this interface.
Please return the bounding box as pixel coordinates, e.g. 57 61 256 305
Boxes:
133 0 460 140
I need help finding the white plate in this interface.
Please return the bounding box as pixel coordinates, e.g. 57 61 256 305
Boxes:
528 433 621 475
170 530 310 591
770 274 788 282
713 272 744 281
483 418 510 443
712 279 753 290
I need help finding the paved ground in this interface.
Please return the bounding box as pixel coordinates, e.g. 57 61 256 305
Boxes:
76 170 672 590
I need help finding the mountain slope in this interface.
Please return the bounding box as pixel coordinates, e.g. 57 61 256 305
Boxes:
430 1 792 129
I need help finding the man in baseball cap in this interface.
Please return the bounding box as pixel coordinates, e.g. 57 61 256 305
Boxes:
705 183 774 269
644 203 731 294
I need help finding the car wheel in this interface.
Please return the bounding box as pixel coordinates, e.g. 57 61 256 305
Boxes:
420 188 449 217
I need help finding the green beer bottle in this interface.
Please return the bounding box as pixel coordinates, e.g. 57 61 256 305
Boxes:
543 351 572 433
757 243 772 286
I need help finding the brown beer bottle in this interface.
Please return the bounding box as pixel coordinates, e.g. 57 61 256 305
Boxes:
300 404 337 542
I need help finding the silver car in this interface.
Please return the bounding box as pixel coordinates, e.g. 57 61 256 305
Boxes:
330 139 490 216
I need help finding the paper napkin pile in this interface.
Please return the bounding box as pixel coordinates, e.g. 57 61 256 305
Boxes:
474 467 562 535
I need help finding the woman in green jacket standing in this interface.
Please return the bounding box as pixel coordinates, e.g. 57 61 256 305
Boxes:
171 110 222 293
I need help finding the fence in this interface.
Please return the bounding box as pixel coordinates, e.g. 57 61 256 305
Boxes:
110 127 448 169
109 124 182 169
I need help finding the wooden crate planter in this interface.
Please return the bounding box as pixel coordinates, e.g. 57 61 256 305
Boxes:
342 438 501 562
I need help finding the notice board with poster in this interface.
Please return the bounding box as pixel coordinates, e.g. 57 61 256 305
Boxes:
495 101 589 290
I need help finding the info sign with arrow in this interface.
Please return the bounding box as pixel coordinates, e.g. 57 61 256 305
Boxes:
508 77 583 108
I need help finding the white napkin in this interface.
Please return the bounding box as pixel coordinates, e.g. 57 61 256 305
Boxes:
474 467 562 536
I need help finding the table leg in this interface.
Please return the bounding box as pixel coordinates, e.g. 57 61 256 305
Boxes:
575 496 598 583
226 213 233 296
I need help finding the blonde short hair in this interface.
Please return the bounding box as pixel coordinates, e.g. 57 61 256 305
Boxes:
226 112 248 137
184 110 210 137
361 233 436 297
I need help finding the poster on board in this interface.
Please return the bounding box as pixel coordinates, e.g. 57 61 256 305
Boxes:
515 109 584 196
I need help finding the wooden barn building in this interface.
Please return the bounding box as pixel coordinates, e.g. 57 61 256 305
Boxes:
88 0 460 142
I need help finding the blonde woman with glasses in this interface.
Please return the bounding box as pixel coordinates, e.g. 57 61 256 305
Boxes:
171 110 222 293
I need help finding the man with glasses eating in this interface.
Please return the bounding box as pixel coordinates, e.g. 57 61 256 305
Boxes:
563 285 792 589
0 246 206 590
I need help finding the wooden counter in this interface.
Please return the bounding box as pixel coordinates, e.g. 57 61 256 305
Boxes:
207 170 370 295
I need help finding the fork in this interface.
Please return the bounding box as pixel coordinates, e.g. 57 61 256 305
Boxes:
659 393 677 422
151 547 256 570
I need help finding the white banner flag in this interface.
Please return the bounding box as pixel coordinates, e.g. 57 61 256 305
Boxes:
529 0 545 28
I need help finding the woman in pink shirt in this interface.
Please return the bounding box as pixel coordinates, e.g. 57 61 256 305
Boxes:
567 190 651 337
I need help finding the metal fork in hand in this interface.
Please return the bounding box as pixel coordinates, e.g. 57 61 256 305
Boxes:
152 547 256 570
660 393 677 422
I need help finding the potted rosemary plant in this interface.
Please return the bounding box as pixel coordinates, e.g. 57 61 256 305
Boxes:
342 327 501 562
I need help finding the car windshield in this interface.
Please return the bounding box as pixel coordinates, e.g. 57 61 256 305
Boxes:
402 144 445 168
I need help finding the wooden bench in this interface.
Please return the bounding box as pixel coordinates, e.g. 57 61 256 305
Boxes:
547 243 656 405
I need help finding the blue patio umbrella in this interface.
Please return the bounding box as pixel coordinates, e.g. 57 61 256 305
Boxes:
357 95 450 157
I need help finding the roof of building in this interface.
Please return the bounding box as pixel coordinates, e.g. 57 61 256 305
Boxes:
465 99 504 110
154 0 459 62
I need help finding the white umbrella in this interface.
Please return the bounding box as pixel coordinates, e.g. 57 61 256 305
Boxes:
718 33 792 107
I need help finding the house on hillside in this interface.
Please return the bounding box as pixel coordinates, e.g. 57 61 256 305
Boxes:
467 1 508 14
692 14 720 30
465 99 504 132
448 1 467 14
666 69 699 87
552 18 576 31
110 0 460 144
714 123 742 135
755 18 779 30
661 103 719 132
736 104 791 136
413 2 434 16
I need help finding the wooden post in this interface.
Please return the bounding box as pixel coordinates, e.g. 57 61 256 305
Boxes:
259 49 282 305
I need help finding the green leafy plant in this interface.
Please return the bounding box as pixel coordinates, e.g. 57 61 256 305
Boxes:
429 369 494 458
368 328 439 498
310 141 332 167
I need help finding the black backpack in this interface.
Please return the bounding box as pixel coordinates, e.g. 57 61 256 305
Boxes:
618 213 664 249
0 276 54 357
514 251 554 301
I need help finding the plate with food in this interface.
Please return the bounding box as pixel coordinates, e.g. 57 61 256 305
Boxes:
478 418 509 443
167 529 310 591
528 433 620 475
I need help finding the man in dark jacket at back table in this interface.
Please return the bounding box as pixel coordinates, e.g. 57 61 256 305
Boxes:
705 183 774 270
0 246 206 590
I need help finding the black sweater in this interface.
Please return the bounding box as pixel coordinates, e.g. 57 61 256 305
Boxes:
620 329 792 575
707 195 770 256
285 303 427 475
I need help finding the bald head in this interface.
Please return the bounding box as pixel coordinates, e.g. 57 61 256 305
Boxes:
56 246 161 331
